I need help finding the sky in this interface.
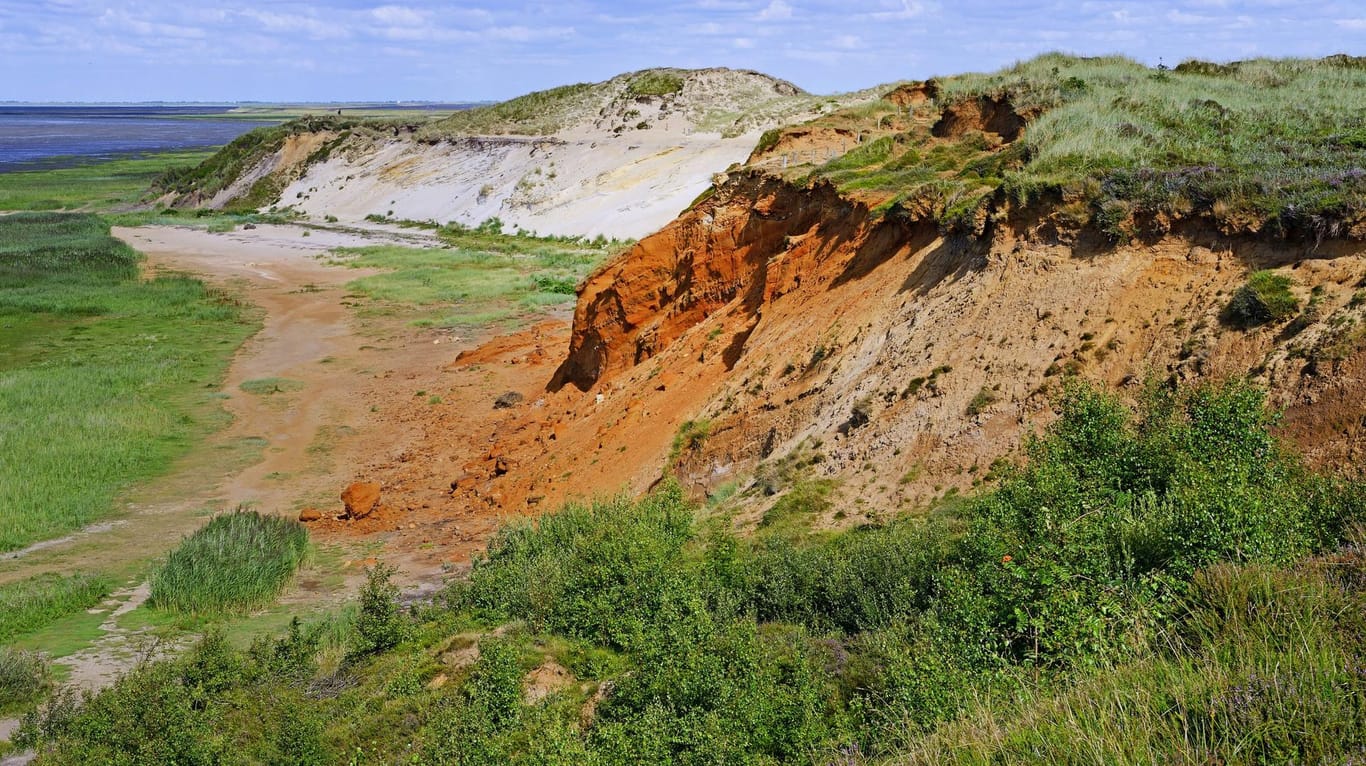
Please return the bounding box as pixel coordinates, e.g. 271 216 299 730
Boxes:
0 1 1362 102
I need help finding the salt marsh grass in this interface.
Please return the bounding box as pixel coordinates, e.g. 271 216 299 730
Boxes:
148 510 309 615
0 212 257 551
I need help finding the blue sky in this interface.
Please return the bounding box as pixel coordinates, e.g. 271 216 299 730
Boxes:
1 1 1362 102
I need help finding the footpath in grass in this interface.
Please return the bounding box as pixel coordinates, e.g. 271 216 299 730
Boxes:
0 212 259 552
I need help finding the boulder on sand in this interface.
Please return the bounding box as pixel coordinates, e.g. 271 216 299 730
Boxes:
342 481 382 519
298 507 324 522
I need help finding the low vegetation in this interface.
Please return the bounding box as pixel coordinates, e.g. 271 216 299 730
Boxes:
0 573 113 644
334 220 621 327
148 510 310 615
0 649 49 713
0 212 257 551
627 71 685 97
0 150 213 211
17 379 1366 763
1225 269 1300 327
803 53 1366 239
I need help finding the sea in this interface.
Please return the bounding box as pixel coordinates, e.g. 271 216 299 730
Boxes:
0 103 479 172
0 105 281 172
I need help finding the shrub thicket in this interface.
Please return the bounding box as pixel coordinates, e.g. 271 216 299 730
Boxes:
19 380 1366 764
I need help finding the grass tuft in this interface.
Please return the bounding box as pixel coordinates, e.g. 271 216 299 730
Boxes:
0 573 114 644
148 510 309 615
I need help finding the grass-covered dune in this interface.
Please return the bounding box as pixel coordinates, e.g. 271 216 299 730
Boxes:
0 212 257 551
17 380 1366 764
799 53 1366 240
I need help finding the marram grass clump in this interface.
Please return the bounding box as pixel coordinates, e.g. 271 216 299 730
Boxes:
148 509 309 615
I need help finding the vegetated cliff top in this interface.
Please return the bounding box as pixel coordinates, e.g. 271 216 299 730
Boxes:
419 66 870 139
753 52 1366 240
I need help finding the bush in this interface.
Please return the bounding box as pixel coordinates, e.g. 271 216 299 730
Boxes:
148 509 309 614
0 648 49 710
1225 270 1299 327
354 563 406 654
461 483 696 650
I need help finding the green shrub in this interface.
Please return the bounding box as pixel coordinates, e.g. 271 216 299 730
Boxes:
1225 270 1299 327
354 563 406 654
148 510 309 614
461 483 695 649
0 648 49 710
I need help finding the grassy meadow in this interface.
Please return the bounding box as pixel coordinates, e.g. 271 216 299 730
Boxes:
806 54 1366 238
0 150 213 211
15 379 1366 764
0 212 258 551
335 219 622 327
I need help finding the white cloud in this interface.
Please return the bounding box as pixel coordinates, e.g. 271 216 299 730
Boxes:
870 0 927 20
371 6 426 27
756 0 794 21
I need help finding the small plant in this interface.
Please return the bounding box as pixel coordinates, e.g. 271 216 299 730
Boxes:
1225 270 1299 328
966 386 997 416
354 563 405 654
668 419 712 464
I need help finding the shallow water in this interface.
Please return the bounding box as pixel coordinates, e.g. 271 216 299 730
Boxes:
0 106 275 171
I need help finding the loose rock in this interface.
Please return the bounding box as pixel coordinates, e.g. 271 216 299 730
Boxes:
342 481 382 518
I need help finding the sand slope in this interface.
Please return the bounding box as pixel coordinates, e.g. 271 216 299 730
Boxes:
282 132 754 240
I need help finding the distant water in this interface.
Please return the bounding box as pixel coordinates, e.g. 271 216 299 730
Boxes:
0 106 277 172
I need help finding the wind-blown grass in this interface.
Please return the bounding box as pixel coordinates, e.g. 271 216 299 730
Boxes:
0 212 257 551
148 510 309 615
0 573 114 644
810 53 1366 237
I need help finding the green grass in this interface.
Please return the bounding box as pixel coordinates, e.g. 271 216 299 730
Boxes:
148 510 309 615
239 377 306 395
421 82 599 137
807 53 1366 238
627 72 685 97
0 212 258 551
334 224 617 325
0 573 114 644
0 150 214 211
1225 269 1300 327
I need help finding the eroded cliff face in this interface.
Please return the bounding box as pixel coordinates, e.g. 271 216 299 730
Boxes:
552 176 868 390
537 170 1366 523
